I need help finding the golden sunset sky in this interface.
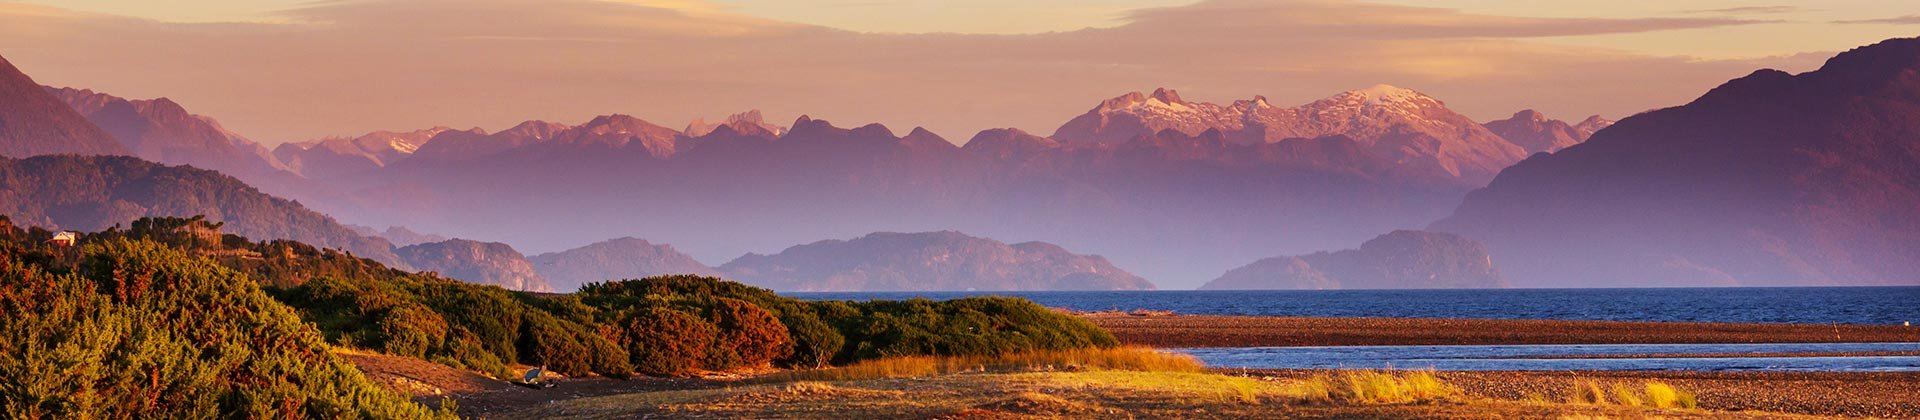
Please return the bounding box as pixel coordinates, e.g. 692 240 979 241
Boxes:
3 0 1916 143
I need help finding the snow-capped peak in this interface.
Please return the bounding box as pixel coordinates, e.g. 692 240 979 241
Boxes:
389 138 421 154
1346 84 1433 106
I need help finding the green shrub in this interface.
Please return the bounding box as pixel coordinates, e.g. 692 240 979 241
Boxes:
378 306 448 358
0 239 446 418
827 296 1118 363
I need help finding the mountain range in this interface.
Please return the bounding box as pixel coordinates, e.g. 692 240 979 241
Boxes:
1051 85 1530 183
6 37 1920 289
274 127 470 179
282 84 1549 287
47 87 287 178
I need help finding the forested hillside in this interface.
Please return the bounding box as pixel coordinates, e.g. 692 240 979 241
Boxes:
0 155 404 267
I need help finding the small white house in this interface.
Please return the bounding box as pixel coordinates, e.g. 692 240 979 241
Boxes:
49 231 77 247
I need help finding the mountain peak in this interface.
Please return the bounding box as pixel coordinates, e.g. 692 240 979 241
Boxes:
1340 84 1435 106
850 123 896 138
1150 87 1184 104
686 109 785 137
1511 109 1548 122
582 114 648 131
1096 91 1149 111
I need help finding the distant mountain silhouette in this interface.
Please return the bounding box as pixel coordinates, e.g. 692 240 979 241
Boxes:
1572 115 1615 139
397 239 551 292
685 109 786 137
376 225 447 247
297 109 1473 288
274 127 470 179
1483 109 1602 154
0 155 404 266
718 231 1154 291
1201 230 1504 290
47 87 289 175
0 55 127 157
1435 37 1920 287
529 237 719 292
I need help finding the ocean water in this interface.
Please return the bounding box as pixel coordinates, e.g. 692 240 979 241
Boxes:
784 287 1920 326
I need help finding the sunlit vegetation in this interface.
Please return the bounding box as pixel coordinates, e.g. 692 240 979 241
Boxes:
507 367 1591 419
764 346 1203 383
1567 379 1698 409
3 216 1121 395
1316 370 1457 404
0 236 450 418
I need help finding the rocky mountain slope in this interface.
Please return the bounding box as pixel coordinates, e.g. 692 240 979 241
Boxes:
47 87 288 178
718 231 1154 291
396 239 551 292
0 55 128 157
1050 85 1529 183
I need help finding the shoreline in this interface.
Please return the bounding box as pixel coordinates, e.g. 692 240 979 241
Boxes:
1084 314 1920 348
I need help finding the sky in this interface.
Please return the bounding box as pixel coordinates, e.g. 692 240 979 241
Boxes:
2 0 1916 144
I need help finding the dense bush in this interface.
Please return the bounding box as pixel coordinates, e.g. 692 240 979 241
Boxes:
621 306 719 376
705 297 795 370
519 311 633 377
0 239 446 418
578 276 845 368
828 297 1119 362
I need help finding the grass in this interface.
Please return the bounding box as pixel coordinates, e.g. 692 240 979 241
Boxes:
1567 379 1697 409
504 369 1709 419
491 347 1716 419
1334 370 1457 404
760 346 1204 383
761 347 1463 407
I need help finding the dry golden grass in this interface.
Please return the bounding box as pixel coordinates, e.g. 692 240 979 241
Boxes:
1567 379 1698 409
1336 370 1458 404
505 369 1759 419
1280 370 1459 405
761 346 1203 383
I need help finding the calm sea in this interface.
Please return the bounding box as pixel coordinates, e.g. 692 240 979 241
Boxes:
784 287 1920 326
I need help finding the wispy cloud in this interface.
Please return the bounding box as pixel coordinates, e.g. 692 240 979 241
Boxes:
1832 15 1920 25
1684 6 1800 15
1124 0 1762 39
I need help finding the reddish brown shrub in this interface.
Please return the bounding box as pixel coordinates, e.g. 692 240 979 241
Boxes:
623 307 718 376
